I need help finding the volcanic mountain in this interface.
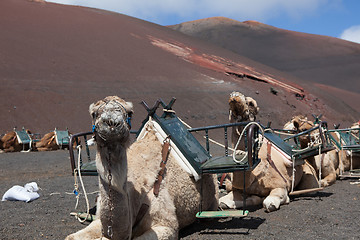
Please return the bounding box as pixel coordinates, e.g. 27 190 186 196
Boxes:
0 0 358 137
169 17 360 113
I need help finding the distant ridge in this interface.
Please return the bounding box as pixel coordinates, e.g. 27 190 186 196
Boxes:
169 17 360 112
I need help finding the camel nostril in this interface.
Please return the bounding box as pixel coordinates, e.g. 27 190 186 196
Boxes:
106 119 115 127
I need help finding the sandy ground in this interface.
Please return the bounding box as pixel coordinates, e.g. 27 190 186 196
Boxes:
1 150 360 240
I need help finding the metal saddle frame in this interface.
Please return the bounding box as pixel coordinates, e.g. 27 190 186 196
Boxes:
14 127 33 151
327 127 360 176
68 98 335 219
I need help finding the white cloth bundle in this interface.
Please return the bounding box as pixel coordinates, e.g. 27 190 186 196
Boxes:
2 182 40 202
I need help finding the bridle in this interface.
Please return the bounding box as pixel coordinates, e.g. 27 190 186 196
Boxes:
92 100 132 135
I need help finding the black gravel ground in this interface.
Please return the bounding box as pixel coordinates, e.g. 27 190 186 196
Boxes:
1 150 359 240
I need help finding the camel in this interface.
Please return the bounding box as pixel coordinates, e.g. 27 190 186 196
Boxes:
351 120 360 134
35 129 74 151
35 131 60 151
66 96 218 240
283 115 339 187
0 129 33 153
334 120 360 173
219 92 319 212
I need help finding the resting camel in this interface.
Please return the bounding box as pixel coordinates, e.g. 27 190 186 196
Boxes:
0 129 33 152
351 120 360 134
336 120 360 173
66 96 218 240
283 115 339 187
35 130 75 151
219 92 318 212
35 131 60 151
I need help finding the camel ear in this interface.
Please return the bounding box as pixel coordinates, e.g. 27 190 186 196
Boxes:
124 101 134 115
89 100 103 119
89 103 96 118
293 119 300 130
245 97 259 114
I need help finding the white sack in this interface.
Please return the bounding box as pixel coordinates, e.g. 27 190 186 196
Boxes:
2 182 40 202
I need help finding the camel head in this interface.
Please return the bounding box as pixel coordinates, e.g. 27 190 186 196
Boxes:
284 115 317 148
229 91 259 122
89 96 133 144
283 115 314 133
351 120 360 134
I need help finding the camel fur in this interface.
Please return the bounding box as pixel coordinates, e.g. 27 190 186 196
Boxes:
219 92 318 212
283 115 339 187
0 129 32 153
66 96 218 240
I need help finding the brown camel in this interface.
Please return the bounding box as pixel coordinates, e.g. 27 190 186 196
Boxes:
35 129 74 151
0 129 33 152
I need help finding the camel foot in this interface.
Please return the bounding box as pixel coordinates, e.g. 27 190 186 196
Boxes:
262 188 289 212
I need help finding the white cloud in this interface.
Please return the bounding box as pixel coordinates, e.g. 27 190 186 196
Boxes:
46 0 336 25
340 25 360 44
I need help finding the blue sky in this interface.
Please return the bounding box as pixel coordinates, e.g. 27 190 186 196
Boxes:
46 0 360 43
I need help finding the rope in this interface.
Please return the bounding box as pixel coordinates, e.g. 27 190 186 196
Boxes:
291 155 295 193
273 130 296 136
305 159 319 182
350 150 353 171
73 145 91 223
232 122 264 164
318 145 322 187
178 118 236 152
291 130 322 152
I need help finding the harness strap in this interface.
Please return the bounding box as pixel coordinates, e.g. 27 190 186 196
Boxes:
153 136 171 197
266 141 288 184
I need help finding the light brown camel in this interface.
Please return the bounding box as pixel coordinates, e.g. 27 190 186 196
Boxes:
334 120 360 173
283 115 339 187
0 129 33 153
219 92 318 212
66 96 218 240
351 120 360 134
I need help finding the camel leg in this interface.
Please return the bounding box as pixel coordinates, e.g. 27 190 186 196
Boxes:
296 163 320 190
65 219 102 240
262 188 289 212
315 151 338 187
134 226 177 240
320 172 337 187
36 147 53 151
319 161 337 187
219 190 263 209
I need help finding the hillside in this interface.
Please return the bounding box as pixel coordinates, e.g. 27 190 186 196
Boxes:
169 17 360 113
0 0 358 136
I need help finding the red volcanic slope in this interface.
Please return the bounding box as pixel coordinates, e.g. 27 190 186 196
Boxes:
0 1 358 136
169 17 360 113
